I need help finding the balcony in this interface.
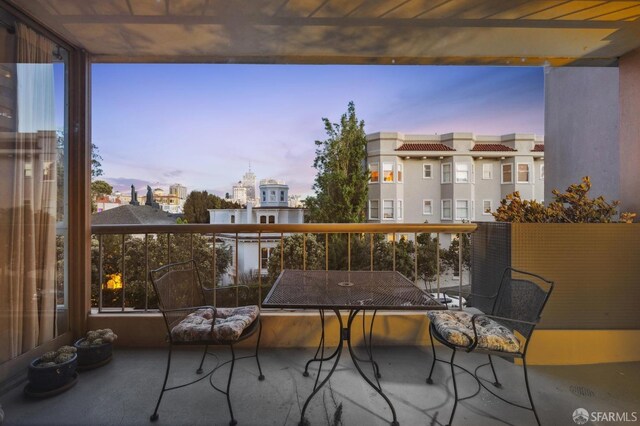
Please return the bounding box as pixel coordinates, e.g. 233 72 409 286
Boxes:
2 346 639 425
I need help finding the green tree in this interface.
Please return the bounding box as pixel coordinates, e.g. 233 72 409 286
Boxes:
91 143 103 179
91 180 113 199
305 101 369 223
183 190 241 223
267 234 325 283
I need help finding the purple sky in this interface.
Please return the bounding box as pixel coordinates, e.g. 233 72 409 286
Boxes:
91 65 544 197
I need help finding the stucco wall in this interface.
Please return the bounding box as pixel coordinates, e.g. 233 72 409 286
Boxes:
544 67 620 203
619 48 640 218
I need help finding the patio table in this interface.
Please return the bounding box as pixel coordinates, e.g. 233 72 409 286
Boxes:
262 269 446 426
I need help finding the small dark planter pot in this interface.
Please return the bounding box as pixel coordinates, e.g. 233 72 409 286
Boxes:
74 339 113 369
27 353 77 393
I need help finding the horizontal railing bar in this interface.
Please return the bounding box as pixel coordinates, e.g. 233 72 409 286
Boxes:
91 223 477 235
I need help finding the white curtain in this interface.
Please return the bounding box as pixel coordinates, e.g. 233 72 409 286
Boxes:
0 22 56 363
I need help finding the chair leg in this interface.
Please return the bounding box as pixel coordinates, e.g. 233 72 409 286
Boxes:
447 349 458 426
487 354 502 388
150 344 173 422
255 319 265 381
523 358 541 426
197 344 209 374
426 324 437 384
226 345 237 426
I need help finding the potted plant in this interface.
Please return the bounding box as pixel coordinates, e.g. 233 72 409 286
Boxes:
25 345 78 397
74 328 118 370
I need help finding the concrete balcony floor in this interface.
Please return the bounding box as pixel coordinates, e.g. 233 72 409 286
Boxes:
1 346 638 426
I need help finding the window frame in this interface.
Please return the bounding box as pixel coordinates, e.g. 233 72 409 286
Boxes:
455 199 470 220
369 162 379 183
540 164 544 180
382 199 394 220
397 163 403 183
455 163 470 183
368 199 379 220
501 163 513 184
441 199 452 220
482 163 493 180
423 199 433 215
382 162 394 183
397 199 403 219
482 200 492 215
423 163 432 179
441 163 452 184
517 163 530 183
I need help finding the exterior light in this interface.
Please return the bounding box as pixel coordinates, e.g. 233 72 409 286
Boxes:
405 156 410 160
422 156 427 160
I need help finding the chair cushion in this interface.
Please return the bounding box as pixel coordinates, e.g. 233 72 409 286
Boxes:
171 305 260 343
427 310 520 353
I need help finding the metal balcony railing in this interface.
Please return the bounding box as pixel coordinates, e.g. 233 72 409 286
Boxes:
91 223 476 313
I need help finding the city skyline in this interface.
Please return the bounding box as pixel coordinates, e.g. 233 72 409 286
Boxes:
92 64 544 198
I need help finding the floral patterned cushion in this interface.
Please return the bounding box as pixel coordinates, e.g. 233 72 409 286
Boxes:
171 305 259 342
427 310 520 353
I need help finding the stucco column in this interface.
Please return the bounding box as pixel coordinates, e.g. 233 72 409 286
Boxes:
544 67 620 206
619 48 640 220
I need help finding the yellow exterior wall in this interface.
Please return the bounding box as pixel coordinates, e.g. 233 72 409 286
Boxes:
88 312 640 366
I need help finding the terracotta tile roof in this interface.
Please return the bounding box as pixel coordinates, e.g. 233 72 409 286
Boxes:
470 144 516 152
396 143 455 151
532 144 544 152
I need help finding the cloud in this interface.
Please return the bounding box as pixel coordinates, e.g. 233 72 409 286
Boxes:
163 169 183 179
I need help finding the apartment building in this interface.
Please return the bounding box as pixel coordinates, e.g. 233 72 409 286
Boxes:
367 132 544 228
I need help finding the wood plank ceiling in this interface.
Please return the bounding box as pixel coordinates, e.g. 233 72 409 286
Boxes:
8 0 640 65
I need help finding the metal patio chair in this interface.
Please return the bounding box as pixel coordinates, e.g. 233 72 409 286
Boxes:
426 267 553 426
149 260 264 426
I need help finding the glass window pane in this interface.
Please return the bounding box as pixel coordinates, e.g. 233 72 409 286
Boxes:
483 163 492 179
382 163 393 182
502 164 512 183
397 164 403 182
383 200 394 219
518 164 529 182
442 164 452 183
369 163 379 183
369 200 379 219
1 25 69 363
423 164 431 178
423 200 432 215
442 200 452 219
455 164 469 183
456 200 469 219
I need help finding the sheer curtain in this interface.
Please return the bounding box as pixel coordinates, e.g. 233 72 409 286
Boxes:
0 22 56 363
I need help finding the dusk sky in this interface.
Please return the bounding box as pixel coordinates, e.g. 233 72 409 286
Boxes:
91 65 544 197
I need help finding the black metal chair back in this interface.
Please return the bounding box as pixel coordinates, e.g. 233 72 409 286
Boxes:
490 267 554 344
150 260 207 332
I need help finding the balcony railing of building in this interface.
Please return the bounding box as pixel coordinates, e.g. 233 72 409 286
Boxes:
91 223 476 313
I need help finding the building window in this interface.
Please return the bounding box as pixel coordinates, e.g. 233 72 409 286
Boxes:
280 191 285 202
369 200 379 219
455 200 469 220
382 163 394 182
501 164 513 183
483 200 492 215
455 163 470 183
261 247 275 269
482 163 493 180
397 163 403 182
423 164 432 179
397 200 403 219
441 199 452 220
230 214 235 224
441 163 452 183
383 200 394 219
262 191 266 202
260 215 267 224
269 190 276 202
540 165 544 179
268 215 275 223
517 163 530 183
423 200 433 215
369 163 379 183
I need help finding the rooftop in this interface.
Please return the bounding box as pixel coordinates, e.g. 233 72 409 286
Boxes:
470 144 518 152
91 205 180 225
396 143 456 152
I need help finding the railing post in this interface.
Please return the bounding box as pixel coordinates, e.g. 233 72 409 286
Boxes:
347 232 351 272
325 233 329 271
98 234 103 313
258 231 262 308
414 232 418 285
392 232 396 272
235 232 239 306
280 232 284 272
144 234 149 312
121 234 125 312
212 233 217 307
458 232 463 311
436 233 440 298
370 233 374 271
303 232 307 271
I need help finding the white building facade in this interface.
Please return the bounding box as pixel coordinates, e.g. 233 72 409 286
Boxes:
210 180 304 284
367 132 544 227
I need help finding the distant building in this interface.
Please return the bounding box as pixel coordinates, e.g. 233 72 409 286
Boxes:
288 194 304 208
231 167 257 206
366 132 544 234
209 196 305 284
92 204 180 225
169 183 187 200
258 179 289 208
